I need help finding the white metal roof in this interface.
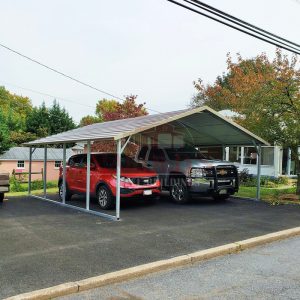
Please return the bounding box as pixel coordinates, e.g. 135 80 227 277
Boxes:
24 106 270 146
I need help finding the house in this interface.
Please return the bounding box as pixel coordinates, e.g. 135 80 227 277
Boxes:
0 147 73 181
200 145 298 177
217 110 298 177
71 143 84 154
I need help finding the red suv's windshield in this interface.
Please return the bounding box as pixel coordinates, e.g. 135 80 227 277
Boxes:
165 148 207 161
94 154 141 168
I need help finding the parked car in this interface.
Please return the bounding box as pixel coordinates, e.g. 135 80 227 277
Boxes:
58 153 161 209
136 145 239 203
0 172 10 203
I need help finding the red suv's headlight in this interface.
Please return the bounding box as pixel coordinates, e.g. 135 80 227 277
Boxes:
112 175 133 183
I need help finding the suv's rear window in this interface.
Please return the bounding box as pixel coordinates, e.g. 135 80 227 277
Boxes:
68 155 83 167
95 154 141 168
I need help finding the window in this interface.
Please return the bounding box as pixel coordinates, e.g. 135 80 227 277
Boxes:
148 148 166 162
54 161 62 168
173 135 184 147
243 147 274 165
138 146 148 160
68 155 83 167
158 133 172 146
261 147 274 165
17 160 25 168
165 147 206 160
228 147 241 163
95 154 141 168
243 147 257 165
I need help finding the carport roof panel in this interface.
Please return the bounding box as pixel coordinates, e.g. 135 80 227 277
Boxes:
24 106 270 146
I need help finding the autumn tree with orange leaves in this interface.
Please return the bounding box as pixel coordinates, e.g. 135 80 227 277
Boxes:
191 49 300 181
79 95 148 156
79 95 148 126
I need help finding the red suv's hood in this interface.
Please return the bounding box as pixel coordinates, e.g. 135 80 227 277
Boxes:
121 167 157 178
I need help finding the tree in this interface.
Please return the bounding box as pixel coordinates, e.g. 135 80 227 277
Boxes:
95 99 118 121
96 95 148 121
191 49 300 190
0 109 11 154
26 102 50 137
26 101 76 138
48 100 76 134
79 115 101 127
0 86 32 132
80 95 148 126
9 131 37 145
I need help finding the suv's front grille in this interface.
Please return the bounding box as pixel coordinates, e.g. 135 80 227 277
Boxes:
130 177 158 185
203 166 237 179
216 166 237 178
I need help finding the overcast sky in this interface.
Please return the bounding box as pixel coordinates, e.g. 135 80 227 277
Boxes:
1 0 300 123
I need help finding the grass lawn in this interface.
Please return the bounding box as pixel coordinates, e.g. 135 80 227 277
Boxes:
237 185 300 205
7 187 58 197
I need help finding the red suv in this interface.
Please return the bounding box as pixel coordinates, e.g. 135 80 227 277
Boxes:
58 153 161 209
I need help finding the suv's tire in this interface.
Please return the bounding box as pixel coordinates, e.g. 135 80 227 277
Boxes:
170 177 190 204
0 193 4 203
97 185 114 210
58 182 72 201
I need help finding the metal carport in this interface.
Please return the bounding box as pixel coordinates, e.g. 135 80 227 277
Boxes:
24 106 269 221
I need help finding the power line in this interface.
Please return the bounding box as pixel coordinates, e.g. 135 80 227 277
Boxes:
168 0 300 55
0 42 125 102
0 43 164 115
188 0 300 48
0 80 163 116
183 0 300 52
1 81 95 109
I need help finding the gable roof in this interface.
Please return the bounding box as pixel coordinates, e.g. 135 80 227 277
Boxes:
0 147 73 161
23 106 270 147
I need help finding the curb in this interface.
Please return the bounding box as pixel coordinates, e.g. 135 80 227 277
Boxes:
4 283 78 300
5 226 300 300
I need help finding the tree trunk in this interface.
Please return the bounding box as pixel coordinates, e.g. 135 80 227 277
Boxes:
291 148 300 195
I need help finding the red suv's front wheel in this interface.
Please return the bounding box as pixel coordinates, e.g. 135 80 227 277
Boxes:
97 185 114 210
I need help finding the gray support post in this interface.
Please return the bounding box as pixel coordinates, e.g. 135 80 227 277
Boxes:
287 147 291 176
86 141 91 210
116 139 121 220
222 145 226 161
256 145 261 200
62 144 67 204
28 147 32 195
43 145 47 198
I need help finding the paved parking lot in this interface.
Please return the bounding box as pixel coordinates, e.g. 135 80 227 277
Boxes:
1 195 300 299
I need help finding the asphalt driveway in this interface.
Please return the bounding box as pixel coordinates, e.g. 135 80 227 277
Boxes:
1 195 300 299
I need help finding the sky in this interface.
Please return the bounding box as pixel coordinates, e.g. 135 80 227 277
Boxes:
1 0 300 123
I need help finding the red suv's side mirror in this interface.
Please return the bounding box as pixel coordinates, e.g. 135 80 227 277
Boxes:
90 162 96 170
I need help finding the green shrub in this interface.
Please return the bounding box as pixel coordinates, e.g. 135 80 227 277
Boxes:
239 168 253 184
239 173 289 188
9 178 57 192
276 176 289 185
30 180 57 190
9 177 25 192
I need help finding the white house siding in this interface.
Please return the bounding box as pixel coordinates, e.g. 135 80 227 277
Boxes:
226 146 283 177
